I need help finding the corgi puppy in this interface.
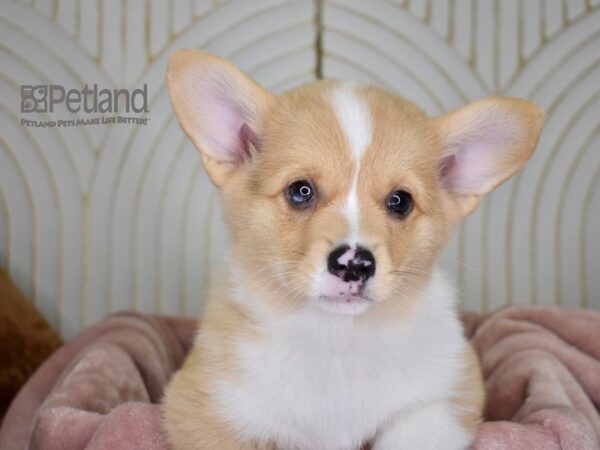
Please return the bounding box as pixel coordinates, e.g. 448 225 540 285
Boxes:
162 50 544 450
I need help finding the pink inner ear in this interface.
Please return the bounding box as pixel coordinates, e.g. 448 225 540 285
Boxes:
440 142 496 193
203 90 247 161
198 75 262 163
439 119 517 195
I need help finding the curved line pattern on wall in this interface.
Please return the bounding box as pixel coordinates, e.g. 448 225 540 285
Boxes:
1 0 317 337
0 0 598 337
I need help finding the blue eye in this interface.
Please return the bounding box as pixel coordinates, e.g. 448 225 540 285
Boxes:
287 180 315 208
387 190 414 218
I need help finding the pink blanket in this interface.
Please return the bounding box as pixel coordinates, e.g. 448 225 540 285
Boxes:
1 306 599 449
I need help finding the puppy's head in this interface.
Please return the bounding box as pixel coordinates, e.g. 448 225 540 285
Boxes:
168 50 544 319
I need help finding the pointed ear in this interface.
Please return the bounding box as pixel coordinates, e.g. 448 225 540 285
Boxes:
434 97 544 215
167 50 275 186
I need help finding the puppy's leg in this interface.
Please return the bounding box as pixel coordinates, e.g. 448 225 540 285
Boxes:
371 402 474 450
372 343 484 450
162 363 264 450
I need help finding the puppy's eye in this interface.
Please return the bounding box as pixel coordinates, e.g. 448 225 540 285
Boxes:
387 190 413 218
287 180 315 208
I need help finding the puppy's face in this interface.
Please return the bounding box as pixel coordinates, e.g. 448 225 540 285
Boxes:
168 51 544 319
233 84 451 317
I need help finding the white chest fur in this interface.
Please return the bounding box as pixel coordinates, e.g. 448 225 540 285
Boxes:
213 270 466 450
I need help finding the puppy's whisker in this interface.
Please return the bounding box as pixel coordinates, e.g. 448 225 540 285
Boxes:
391 269 424 275
445 257 482 273
388 270 427 277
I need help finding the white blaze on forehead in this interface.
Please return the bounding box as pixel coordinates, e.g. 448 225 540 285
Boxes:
332 85 373 159
331 84 373 243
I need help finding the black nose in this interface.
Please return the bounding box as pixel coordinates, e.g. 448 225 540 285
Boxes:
327 245 376 282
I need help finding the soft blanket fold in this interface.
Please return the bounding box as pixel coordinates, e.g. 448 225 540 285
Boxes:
1 306 598 449
465 306 600 450
0 312 195 450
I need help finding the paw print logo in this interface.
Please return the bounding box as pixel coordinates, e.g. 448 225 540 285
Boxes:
21 85 48 113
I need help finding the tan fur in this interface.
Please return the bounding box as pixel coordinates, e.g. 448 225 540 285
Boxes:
163 50 544 450
452 343 486 434
162 279 269 449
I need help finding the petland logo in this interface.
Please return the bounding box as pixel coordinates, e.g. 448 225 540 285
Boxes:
20 84 150 128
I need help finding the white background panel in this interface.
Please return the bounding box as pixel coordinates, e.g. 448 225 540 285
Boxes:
1 0 598 337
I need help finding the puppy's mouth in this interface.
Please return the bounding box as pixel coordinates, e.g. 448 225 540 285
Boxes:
308 255 378 314
315 294 373 315
319 294 373 304
314 273 375 315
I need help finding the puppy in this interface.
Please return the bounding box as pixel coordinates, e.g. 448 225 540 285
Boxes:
162 50 544 450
